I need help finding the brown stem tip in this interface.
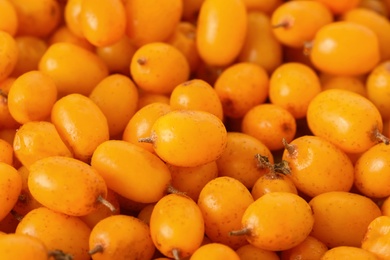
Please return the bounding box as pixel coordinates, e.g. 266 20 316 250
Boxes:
48 250 74 260
282 138 297 157
138 137 154 144
172 248 181 260
229 227 251 236
373 128 390 145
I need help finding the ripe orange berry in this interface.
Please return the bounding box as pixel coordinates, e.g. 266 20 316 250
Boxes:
354 143 390 198
196 0 247 66
242 104 297 151
124 0 183 47
150 194 205 259
0 0 18 36
238 11 283 74
39 42 109 97
282 135 354 198
130 42 190 95
198 177 254 249
89 74 139 137
143 110 227 167
242 0 283 14
0 138 13 165
0 233 49 260
361 215 390 259
170 79 223 121
0 162 21 222
91 140 172 204
13 121 73 169
51 93 109 162
64 0 85 38
309 191 381 248
49 25 95 52
10 0 61 37
0 31 18 82
269 62 322 119
309 21 380 76
80 0 126 47
321 246 379 259
307 89 386 154
314 0 361 15
319 73 367 97
216 132 274 189
236 244 280 260
231 192 314 251
271 1 333 48
16 206 91 260
89 215 155 260
366 61 390 120
251 173 298 200
8 70 57 124
280 235 328 260
214 62 269 119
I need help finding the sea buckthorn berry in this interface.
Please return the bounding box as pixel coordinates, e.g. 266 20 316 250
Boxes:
342 8 390 61
49 25 95 52
170 79 223 121
0 0 18 36
167 161 218 202
322 246 379 259
64 0 86 38
0 162 21 222
39 42 109 97
130 42 190 95
366 61 390 120
11 36 47 78
230 192 314 251
0 31 18 82
150 194 205 259
354 143 390 198
190 243 240 260
309 21 380 76
12 166 43 216
236 244 280 260
91 140 172 204
319 73 367 97
80 0 126 47
280 236 328 260
122 102 171 153
216 132 274 189
13 121 72 169
10 0 61 37
28 156 111 216
15 206 91 260
8 70 57 124
141 110 227 167
309 191 381 248
307 89 386 154
196 0 247 66
0 78 19 129
251 172 298 200
0 138 13 165
282 135 354 198
242 104 297 151
269 62 322 119
95 36 136 76
362 215 390 259
198 176 254 249
214 62 269 119
166 22 202 73
51 93 109 162
124 0 183 47
88 215 155 260
242 0 283 14
137 204 155 226
314 0 361 15
238 11 283 74
89 74 139 137
0 233 49 260
271 1 333 48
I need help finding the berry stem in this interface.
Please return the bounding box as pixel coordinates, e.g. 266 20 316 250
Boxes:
373 128 390 145
172 248 181 260
48 250 74 260
97 195 117 213
138 137 154 143
282 138 297 157
229 227 251 236
88 244 104 255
